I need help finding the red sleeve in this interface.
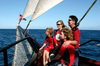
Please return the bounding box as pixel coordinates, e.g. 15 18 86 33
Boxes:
53 37 57 44
44 37 48 44
73 29 80 48
58 45 66 56
58 44 75 57
67 45 75 66
54 30 57 36
73 30 80 42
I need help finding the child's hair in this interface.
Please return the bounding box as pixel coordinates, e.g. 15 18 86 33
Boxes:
46 27 54 35
61 27 73 40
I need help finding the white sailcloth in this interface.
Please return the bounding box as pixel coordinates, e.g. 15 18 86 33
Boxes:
30 0 63 21
22 0 39 18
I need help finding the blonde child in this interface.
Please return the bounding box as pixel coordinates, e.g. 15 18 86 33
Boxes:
39 27 58 66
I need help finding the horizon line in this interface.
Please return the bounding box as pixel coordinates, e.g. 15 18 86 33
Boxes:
0 28 100 30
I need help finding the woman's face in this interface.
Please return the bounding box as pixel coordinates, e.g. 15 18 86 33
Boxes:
57 22 62 29
59 32 65 40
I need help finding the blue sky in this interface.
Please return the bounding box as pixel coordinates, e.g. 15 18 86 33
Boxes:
0 0 100 30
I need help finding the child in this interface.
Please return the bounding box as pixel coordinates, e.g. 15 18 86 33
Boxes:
39 27 58 66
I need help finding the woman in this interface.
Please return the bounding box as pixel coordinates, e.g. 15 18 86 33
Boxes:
39 27 58 66
49 27 75 66
55 20 65 46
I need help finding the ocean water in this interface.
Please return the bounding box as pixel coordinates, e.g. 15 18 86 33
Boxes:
0 29 100 66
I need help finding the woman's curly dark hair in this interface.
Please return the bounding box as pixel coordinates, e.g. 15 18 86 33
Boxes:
61 27 73 40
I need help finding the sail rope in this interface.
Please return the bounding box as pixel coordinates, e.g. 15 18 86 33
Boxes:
72 0 98 31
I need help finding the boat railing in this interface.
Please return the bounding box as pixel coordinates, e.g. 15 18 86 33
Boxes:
79 40 100 53
80 40 100 47
79 39 100 66
0 36 32 66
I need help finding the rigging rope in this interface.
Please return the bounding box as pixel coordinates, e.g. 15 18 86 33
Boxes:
73 0 98 31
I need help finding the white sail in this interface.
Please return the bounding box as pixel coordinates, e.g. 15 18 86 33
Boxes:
30 0 63 21
22 0 39 18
